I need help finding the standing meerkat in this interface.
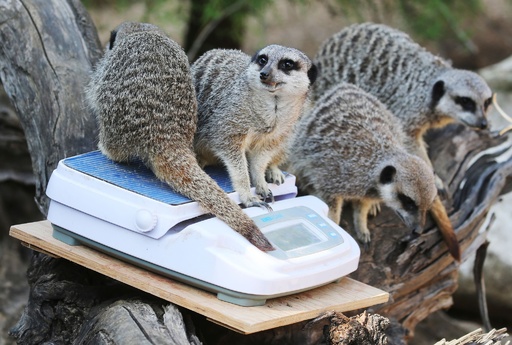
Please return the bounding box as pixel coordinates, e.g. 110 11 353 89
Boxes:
191 45 317 209
85 22 273 251
289 83 437 245
313 22 493 150
311 23 491 261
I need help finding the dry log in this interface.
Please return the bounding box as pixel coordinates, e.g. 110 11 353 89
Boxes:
433 328 510 345
0 0 100 214
324 311 390 345
349 125 512 338
0 82 42 345
1 0 511 344
1 1 201 344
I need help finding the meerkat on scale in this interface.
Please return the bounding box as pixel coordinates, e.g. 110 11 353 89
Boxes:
191 45 317 210
85 22 273 251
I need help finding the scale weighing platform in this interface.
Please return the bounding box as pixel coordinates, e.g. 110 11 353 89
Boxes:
44 151 361 307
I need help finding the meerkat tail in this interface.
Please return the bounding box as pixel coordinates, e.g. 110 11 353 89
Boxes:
149 152 274 252
430 196 461 262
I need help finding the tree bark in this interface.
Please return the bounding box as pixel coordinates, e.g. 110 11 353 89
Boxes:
1 1 201 344
1 1 511 344
0 0 100 214
359 126 512 338
0 84 41 344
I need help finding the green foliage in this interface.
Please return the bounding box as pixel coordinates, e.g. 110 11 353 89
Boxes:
81 0 488 57
81 0 187 26
198 0 273 23
396 0 482 41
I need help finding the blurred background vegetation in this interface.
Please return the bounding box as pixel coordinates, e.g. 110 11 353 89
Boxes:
80 0 512 68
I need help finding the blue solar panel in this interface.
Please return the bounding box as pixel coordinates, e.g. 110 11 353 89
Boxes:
63 151 235 206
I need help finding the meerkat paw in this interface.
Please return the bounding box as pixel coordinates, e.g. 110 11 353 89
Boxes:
256 185 275 203
368 202 381 217
245 196 273 211
265 166 285 185
355 228 371 249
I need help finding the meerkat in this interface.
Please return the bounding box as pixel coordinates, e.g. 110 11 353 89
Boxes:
313 23 493 152
191 45 317 209
85 22 274 251
289 83 437 245
311 23 490 261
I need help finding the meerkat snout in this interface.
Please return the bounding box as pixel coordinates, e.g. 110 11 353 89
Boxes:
478 117 488 130
260 71 269 81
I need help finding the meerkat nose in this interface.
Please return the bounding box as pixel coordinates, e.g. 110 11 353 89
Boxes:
260 71 269 80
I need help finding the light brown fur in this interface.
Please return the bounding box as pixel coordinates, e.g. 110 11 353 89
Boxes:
191 46 317 209
289 83 437 244
85 22 273 251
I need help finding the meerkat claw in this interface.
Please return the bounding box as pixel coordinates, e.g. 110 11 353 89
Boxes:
266 190 275 203
248 200 273 212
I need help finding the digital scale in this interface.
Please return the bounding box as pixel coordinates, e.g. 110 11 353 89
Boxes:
46 151 360 306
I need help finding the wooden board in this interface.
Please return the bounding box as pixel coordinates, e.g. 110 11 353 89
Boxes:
10 220 389 334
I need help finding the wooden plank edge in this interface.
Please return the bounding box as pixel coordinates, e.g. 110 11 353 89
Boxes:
10 223 258 331
9 221 390 334
208 288 390 334
20 241 61 258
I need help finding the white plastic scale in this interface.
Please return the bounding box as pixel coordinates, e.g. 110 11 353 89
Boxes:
46 151 360 306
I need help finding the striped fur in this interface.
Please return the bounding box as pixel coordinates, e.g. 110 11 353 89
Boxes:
191 45 316 209
313 23 492 142
289 83 437 243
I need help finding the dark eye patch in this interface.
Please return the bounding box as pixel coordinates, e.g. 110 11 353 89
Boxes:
455 96 476 112
257 55 268 67
484 97 492 111
278 59 298 72
398 193 418 212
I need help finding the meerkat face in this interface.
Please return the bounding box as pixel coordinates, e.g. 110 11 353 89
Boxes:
431 69 493 130
248 44 317 94
377 157 437 232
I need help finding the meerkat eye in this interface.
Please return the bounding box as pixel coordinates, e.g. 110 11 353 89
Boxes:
484 97 492 111
257 55 268 67
397 194 418 212
279 59 296 71
455 96 476 112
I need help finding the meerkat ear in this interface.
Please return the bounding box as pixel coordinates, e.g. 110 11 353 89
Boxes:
109 29 118 50
250 49 262 63
431 80 445 106
308 64 318 85
379 165 396 184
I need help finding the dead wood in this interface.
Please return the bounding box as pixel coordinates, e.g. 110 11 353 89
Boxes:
433 328 510 345
324 311 390 345
474 241 492 332
346 125 512 340
1 1 202 344
0 0 100 214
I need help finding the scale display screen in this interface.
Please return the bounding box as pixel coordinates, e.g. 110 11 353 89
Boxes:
266 222 322 251
252 206 344 259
